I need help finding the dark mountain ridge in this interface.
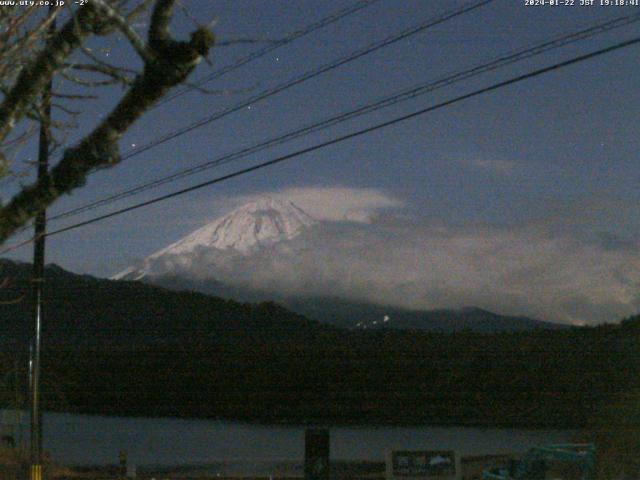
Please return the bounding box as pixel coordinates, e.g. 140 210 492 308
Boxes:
282 297 566 332
149 273 566 333
0 259 328 351
1 259 639 429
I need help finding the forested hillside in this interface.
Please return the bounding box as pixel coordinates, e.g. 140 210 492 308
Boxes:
1 259 638 429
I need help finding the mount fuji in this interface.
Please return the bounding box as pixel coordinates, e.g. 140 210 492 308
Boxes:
114 197 316 281
114 196 563 333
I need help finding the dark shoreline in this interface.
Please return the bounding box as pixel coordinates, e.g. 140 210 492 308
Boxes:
28 407 585 432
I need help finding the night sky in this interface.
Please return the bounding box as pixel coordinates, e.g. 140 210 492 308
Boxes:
3 0 639 324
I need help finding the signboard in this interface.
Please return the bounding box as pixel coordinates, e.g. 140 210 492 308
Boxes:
386 450 460 480
304 428 330 480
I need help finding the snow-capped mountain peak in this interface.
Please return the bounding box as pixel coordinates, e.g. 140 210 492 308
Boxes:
113 197 315 280
189 197 315 253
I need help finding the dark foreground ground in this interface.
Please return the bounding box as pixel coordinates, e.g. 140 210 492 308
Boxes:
0 452 512 480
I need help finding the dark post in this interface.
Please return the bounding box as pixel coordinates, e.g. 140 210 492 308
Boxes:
29 100 49 480
304 428 330 480
119 450 127 478
30 6 55 480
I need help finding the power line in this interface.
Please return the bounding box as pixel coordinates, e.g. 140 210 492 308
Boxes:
35 36 639 242
2 0 493 241
116 0 495 162
155 0 383 108
0 235 39 255
0 2 379 193
48 11 640 222
2 35 636 256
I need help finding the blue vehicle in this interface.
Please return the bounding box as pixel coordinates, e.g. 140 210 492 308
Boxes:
482 444 595 480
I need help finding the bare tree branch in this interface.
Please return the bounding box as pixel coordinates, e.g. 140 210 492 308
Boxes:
59 69 124 88
0 277 26 305
0 7 55 79
148 0 175 49
126 0 155 21
92 0 154 62
0 293 26 306
0 4 108 143
52 91 99 100
51 103 82 116
0 0 215 244
63 63 136 87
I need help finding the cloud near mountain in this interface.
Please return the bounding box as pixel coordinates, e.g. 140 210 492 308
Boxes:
229 186 404 223
118 189 640 326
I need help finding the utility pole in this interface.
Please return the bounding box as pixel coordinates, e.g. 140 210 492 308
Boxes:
30 6 55 480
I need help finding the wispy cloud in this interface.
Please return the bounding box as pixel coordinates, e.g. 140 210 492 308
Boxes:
139 188 640 326
159 216 640 326
233 186 404 223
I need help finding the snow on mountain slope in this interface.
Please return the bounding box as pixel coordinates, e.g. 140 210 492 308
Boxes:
113 197 316 280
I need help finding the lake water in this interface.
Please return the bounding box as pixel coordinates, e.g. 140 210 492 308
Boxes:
2 410 578 469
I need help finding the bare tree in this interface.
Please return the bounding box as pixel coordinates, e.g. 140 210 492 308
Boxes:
0 0 215 245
